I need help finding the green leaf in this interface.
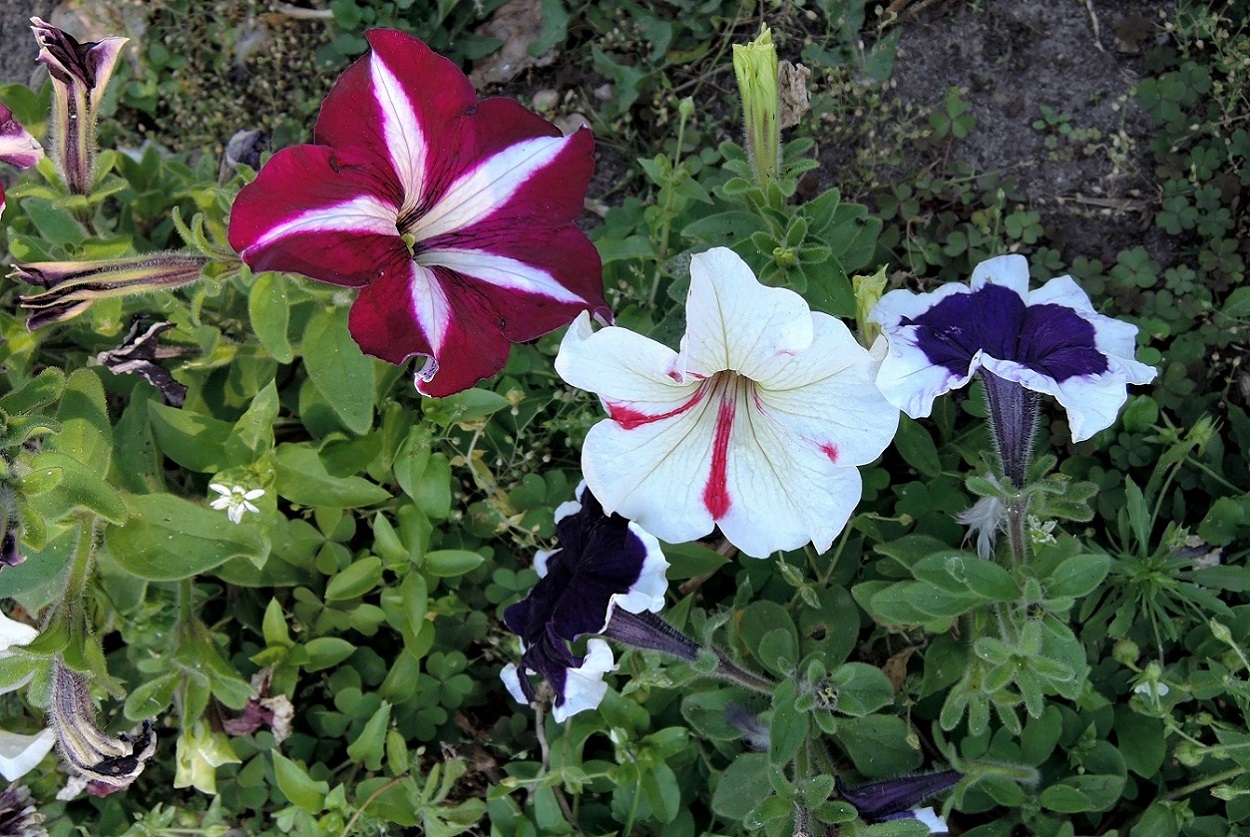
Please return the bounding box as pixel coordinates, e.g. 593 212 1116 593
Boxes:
274 444 391 508
304 637 356 671
769 685 809 766
836 714 923 778
1043 553 1110 599
662 541 729 580
303 306 376 435
325 556 383 601
104 494 265 581
347 700 392 771
832 662 895 717
226 380 280 462
641 762 681 824
423 549 485 578
249 272 295 363
147 402 233 473
27 451 127 524
893 416 942 478
272 752 329 814
711 753 774 820
423 388 512 427
0 367 64 414
51 369 112 473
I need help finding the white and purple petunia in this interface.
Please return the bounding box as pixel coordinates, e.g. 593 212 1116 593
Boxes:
228 29 608 397
837 770 961 834
556 247 899 559
501 484 669 722
871 254 1157 443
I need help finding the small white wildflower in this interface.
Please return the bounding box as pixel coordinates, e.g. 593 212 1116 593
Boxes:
1027 515 1057 547
208 484 264 524
1133 680 1169 698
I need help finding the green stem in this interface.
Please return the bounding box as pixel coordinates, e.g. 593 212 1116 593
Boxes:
622 775 644 837
1163 765 1246 801
648 105 692 307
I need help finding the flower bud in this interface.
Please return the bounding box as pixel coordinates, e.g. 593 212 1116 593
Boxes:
853 267 888 348
30 18 127 195
13 254 207 329
732 25 780 190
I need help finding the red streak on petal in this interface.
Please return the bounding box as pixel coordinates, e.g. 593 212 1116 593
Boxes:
702 394 736 520
821 443 839 464
607 388 705 430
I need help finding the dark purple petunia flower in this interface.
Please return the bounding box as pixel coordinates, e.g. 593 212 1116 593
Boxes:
501 484 669 721
228 29 609 397
838 770 962 833
871 255 1156 444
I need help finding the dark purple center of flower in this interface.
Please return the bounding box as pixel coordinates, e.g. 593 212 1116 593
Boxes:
904 283 1108 382
503 489 651 693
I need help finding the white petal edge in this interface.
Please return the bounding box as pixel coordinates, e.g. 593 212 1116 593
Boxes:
556 311 703 414
552 638 616 723
407 262 453 357
499 663 528 706
0 611 37 652
414 135 572 243
970 253 1029 297
678 247 813 381
606 522 669 617
982 356 1126 442
0 727 55 781
370 51 428 209
248 194 399 252
420 248 588 305
910 807 949 834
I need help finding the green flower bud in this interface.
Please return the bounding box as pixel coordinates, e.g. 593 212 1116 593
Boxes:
732 25 779 190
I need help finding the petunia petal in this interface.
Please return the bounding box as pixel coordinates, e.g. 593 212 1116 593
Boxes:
0 727 55 781
872 283 982 418
970 253 1030 296
0 104 43 170
551 638 615 722
677 247 812 380
227 144 407 287
0 612 37 653
315 30 475 210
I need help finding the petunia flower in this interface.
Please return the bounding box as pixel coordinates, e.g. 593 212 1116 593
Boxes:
556 247 899 559
837 770 961 833
871 254 1157 447
208 484 264 524
228 29 608 397
48 659 156 798
501 484 671 722
0 783 47 837
30 18 127 196
0 103 44 217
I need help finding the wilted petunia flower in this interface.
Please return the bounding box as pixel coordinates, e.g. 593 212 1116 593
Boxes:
48 659 156 798
501 484 671 722
556 247 899 559
0 103 44 216
12 255 208 330
228 29 608 397
30 18 127 196
872 254 1157 446
0 783 47 837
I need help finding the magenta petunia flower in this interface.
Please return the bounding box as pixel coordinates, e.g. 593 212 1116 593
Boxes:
228 29 608 397
0 102 44 216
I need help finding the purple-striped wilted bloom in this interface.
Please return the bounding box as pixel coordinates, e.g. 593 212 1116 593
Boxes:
837 770 961 833
12 254 207 329
48 659 156 798
30 18 127 196
872 254 1156 484
0 103 44 216
0 783 46 837
228 29 608 397
500 483 672 722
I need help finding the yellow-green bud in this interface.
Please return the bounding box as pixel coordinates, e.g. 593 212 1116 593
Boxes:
732 25 779 190
853 266 888 349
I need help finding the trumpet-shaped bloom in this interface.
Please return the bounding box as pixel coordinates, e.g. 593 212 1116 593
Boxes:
556 247 899 558
0 103 44 216
501 484 670 721
30 18 127 196
871 254 1156 443
0 612 55 783
228 29 608 397
0 783 46 836
838 770 961 832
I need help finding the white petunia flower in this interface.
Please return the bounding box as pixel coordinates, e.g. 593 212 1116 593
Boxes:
208 484 264 524
556 247 899 558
